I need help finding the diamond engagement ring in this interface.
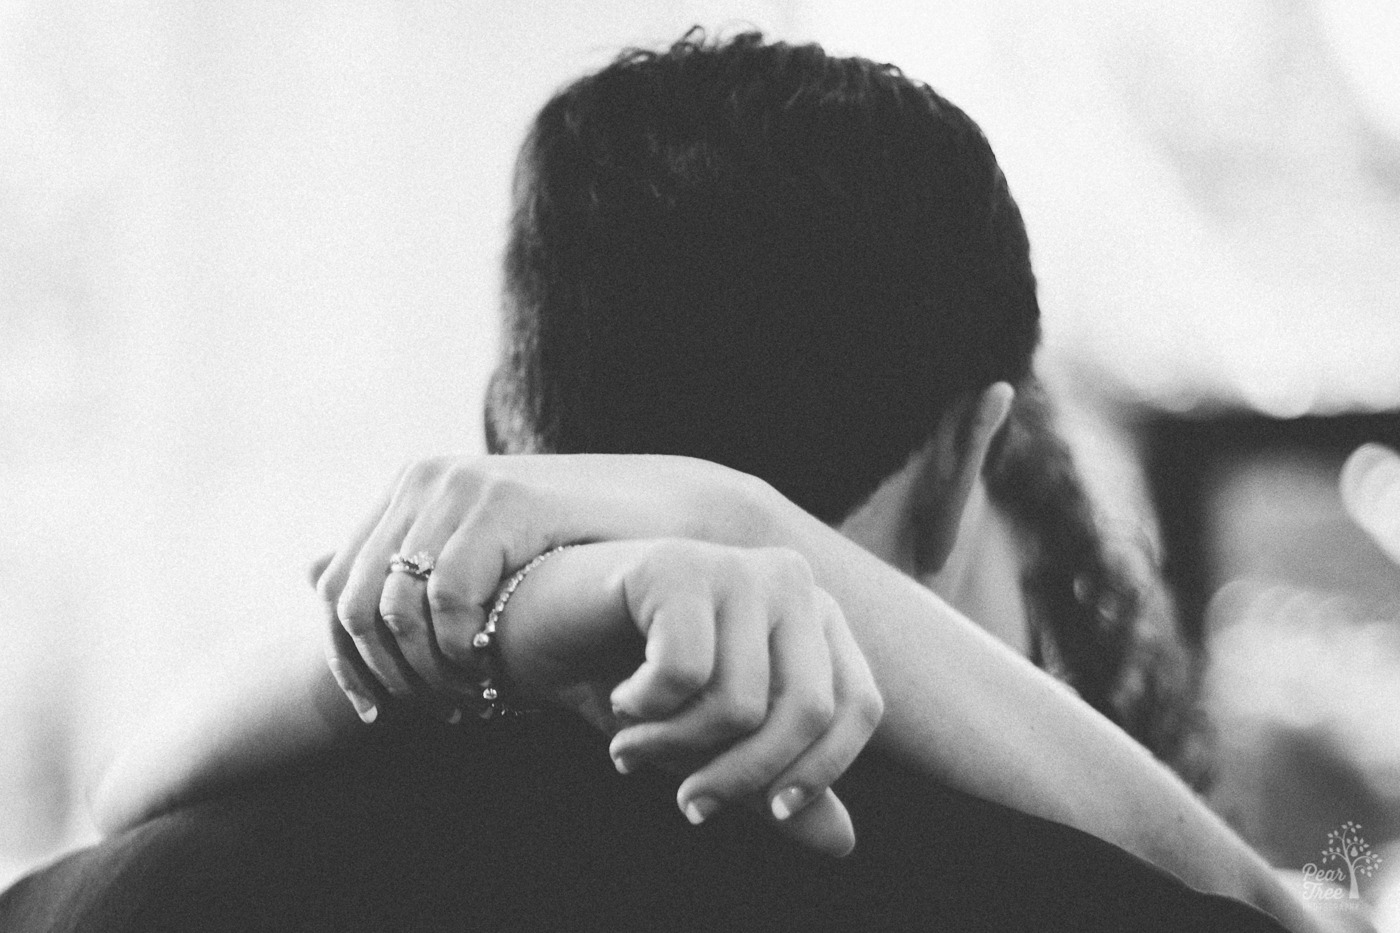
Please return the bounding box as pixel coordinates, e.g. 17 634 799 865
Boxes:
388 551 436 580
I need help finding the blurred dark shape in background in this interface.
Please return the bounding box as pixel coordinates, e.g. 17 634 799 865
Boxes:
1146 414 1400 898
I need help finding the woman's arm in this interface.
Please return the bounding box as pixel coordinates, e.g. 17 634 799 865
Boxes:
92 538 876 861
90 632 359 835
767 496 1327 932
320 454 1333 933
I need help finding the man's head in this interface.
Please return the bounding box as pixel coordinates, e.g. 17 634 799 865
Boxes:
486 30 1039 529
485 30 1200 772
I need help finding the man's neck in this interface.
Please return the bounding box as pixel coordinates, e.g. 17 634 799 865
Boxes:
838 467 1032 657
923 484 1031 656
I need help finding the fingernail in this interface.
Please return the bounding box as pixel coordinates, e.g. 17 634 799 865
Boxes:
612 753 635 775
771 786 810 821
383 672 413 698
328 659 378 725
382 614 403 635
683 797 720 826
353 696 378 724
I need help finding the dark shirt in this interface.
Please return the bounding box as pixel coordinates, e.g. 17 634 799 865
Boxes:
1 711 1287 932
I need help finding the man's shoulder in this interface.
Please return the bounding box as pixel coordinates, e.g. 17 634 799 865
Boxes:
1 712 1287 933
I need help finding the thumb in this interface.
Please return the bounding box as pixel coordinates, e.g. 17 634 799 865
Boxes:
765 788 856 858
307 551 336 589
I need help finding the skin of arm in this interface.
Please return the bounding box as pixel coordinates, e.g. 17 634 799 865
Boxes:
91 540 864 858
101 455 1333 931
90 632 359 836
755 491 1330 932
326 455 1328 931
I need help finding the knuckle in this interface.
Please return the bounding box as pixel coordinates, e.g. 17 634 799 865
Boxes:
713 548 757 588
441 457 486 494
477 474 528 514
759 546 814 590
656 656 709 695
402 455 477 499
400 457 442 490
855 686 886 732
717 693 766 735
645 540 713 589
793 690 836 737
425 577 469 615
849 691 886 734
336 602 376 637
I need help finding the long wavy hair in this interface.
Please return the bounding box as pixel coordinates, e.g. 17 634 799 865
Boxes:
986 382 1209 786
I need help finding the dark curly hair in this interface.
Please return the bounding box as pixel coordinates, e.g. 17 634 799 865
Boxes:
487 29 1202 777
987 383 1209 786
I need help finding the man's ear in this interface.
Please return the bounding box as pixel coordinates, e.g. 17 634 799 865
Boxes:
909 382 1015 573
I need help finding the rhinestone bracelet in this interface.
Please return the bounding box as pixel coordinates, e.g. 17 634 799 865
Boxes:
468 544 573 720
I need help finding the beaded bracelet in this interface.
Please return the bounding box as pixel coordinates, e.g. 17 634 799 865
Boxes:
468 544 573 720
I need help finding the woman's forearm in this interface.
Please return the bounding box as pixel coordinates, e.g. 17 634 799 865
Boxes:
93 452 1325 928
754 487 1326 932
90 633 359 835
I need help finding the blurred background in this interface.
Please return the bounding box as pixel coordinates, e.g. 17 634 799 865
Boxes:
2 0 1398 924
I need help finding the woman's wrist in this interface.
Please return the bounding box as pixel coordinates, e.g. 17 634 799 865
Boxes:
686 461 793 550
469 545 577 718
491 541 642 709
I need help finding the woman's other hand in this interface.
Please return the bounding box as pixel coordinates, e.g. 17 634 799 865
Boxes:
500 539 883 856
317 473 882 856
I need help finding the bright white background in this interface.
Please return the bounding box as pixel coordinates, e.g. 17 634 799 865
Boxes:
3 0 1398 914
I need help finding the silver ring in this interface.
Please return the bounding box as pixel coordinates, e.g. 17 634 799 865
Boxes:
388 551 435 581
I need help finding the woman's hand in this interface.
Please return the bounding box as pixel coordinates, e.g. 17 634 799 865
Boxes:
496 539 883 855
320 535 882 856
312 456 881 855
315 454 775 722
